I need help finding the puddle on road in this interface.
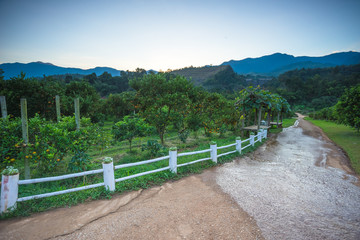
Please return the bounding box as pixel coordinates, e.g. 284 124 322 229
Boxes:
217 125 360 240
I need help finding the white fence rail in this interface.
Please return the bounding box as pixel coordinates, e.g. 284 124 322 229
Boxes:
1 129 267 213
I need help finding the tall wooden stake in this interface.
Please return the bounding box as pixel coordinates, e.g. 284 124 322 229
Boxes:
0 96 7 119
257 107 262 131
21 98 30 179
55 95 61 122
74 98 80 130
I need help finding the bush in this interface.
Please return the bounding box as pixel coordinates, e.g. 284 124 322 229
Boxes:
141 140 165 157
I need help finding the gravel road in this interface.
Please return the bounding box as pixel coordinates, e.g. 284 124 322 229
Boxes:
217 116 360 240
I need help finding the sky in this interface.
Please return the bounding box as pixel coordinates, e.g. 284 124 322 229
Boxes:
0 0 359 71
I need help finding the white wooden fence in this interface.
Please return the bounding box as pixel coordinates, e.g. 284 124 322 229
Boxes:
0 130 267 213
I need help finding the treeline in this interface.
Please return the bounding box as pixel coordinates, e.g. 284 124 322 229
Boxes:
43 68 149 97
309 84 360 132
264 64 360 110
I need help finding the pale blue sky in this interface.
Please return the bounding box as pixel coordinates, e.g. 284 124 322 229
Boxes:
0 0 359 71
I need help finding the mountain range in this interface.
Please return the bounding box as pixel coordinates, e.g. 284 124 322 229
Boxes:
1 51 359 79
0 62 121 79
222 51 360 76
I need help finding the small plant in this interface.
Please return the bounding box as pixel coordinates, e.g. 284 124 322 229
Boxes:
1 166 19 176
141 140 165 157
236 136 241 140
169 147 177 151
68 151 90 172
102 157 113 164
178 129 190 143
210 141 217 145
219 124 227 137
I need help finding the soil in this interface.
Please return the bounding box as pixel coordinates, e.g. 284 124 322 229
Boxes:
0 114 358 240
0 173 263 240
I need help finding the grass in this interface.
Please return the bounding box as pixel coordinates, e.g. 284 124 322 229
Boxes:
0 127 266 219
305 117 360 175
269 118 297 134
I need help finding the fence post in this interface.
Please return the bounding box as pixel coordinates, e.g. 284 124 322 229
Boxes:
169 148 177 173
55 95 61 123
250 134 255 146
102 158 115 191
236 137 242 154
21 98 30 179
264 129 268 138
258 129 263 142
210 143 217 163
1 173 19 213
0 96 7 119
74 98 80 130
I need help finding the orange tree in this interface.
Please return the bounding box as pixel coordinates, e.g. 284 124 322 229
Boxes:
130 73 194 145
0 115 104 177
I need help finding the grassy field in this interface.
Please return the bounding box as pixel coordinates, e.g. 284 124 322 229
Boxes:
269 118 297 134
305 117 360 175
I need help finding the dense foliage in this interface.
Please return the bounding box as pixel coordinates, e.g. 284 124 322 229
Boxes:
265 64 360 110
310 84 360 132
0 115 104 177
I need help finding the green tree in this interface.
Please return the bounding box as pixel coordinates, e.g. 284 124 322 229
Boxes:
105 91 135 120
130 73 193 144
336 84 360 132
113 114 151 151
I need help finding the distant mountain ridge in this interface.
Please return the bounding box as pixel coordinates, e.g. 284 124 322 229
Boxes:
1 51 359 79
170 65 229 85
0 62 121 79
221 51 360 76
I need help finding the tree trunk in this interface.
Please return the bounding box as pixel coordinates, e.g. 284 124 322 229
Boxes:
160 132 164 145
254 109 257 125
267 109 271 126
241 117 245 138
257 107 262 131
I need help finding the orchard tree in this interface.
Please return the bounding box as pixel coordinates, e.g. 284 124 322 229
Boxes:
130 73 193 144
113 114 151 151
105 91 135 120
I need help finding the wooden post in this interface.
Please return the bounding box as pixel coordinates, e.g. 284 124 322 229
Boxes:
277 112 280 126
74 98 80 130
267 109 271 126
241 116 245 138
0 96 7 119
21 98 30 179
257 107 262 131
55 95 61 122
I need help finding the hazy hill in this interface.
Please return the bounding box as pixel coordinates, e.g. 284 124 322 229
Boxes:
0 62 121 79
222 51 360 76
170 65 229 85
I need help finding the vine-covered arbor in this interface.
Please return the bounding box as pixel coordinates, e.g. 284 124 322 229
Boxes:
235 86 291 134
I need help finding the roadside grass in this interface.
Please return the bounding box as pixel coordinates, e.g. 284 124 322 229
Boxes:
269 118 297 134
304 117 360 175
1 127 266 219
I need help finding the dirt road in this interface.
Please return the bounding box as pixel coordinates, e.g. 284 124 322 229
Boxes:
0 172 263 240
1 115 359 240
